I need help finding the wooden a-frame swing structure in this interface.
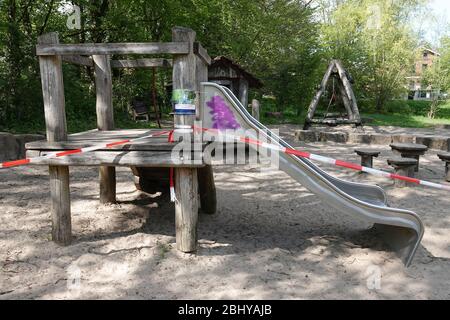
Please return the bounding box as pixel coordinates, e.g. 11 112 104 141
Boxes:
303 60 362 130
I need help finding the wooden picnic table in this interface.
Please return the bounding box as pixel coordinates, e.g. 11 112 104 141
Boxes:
389 143 428 172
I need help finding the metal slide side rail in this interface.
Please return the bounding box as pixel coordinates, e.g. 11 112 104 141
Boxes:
201 82 424 267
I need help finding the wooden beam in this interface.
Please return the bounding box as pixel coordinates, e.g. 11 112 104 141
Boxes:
194 42 211 65
94 55 114 131
308 118 361 125
36 42 190 56
93 54 116 204
62 55 93 67
26 150 205 167
172 26 199 253
37 32 72 245
50 166 72 245
111 58 172 68
304 61 336 124
334 60 361 122
251 99 260 121
336 80 354 120
196 54 208 120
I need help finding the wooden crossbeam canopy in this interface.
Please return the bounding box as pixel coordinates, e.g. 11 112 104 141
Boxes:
304 60 362 130
33 27 217 250
36 42 190 56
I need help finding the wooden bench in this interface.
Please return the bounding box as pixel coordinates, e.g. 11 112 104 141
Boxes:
389 143 428 172
437 152 450 182
131 98 150 122
354 148 381 168
387 157 418 188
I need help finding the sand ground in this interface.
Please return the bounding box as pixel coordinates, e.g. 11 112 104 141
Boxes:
0 125 449 299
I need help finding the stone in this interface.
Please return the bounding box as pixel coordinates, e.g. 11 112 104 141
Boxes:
414 135 433 149
15 134 45 159
392 134 415 144
0 132 20 161
348 133 371 144
319 132 348 143
295 130 318 143
428 136 449 151
369 133 392 145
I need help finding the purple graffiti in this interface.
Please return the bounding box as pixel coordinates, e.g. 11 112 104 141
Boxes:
206 95 241 130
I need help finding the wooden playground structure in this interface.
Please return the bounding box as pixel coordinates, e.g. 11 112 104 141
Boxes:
27 27 216 252
303 60 362 130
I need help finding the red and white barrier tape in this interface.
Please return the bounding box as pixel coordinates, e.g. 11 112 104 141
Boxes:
168 130 177 202
2 125 449 193
0 130 172 169
195 126 450 192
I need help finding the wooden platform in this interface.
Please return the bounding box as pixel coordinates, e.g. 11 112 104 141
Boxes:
26 129 205 167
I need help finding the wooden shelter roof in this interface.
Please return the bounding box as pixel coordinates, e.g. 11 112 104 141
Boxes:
210 56 263 88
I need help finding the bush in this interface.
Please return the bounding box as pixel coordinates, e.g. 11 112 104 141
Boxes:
359 99 437 116
383 100 412 115
358 99 377 113
404 100 432 116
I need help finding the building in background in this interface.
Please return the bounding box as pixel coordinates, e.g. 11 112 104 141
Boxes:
406 48 441 100
208 56 263 107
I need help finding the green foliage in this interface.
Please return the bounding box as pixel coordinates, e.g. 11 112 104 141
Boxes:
383 100 412 115
0 0 449 134
0 0 320 133
320 0 423 110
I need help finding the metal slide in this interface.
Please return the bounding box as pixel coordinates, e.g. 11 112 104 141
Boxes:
201 82 424 267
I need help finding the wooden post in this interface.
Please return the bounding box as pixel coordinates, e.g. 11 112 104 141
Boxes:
38 32 72 245
251 99 260 121
152 67 161 128
336 79 354 120
198 165 217 214
445 162 450 182
334 60 361 122
195 49 217 215
304 61 335 129
238 78 249 108
93 54 116 204
172 27 199 252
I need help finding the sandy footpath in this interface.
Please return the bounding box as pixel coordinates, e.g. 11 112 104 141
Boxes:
0 125 449 299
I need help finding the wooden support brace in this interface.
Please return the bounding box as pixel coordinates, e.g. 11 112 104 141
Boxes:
172 27 200 252
38 32 72 245
304 61 336 128
194 42 212 65
62 55 93 67
111 58 173 69
334 60 361 122
93 54 116 204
